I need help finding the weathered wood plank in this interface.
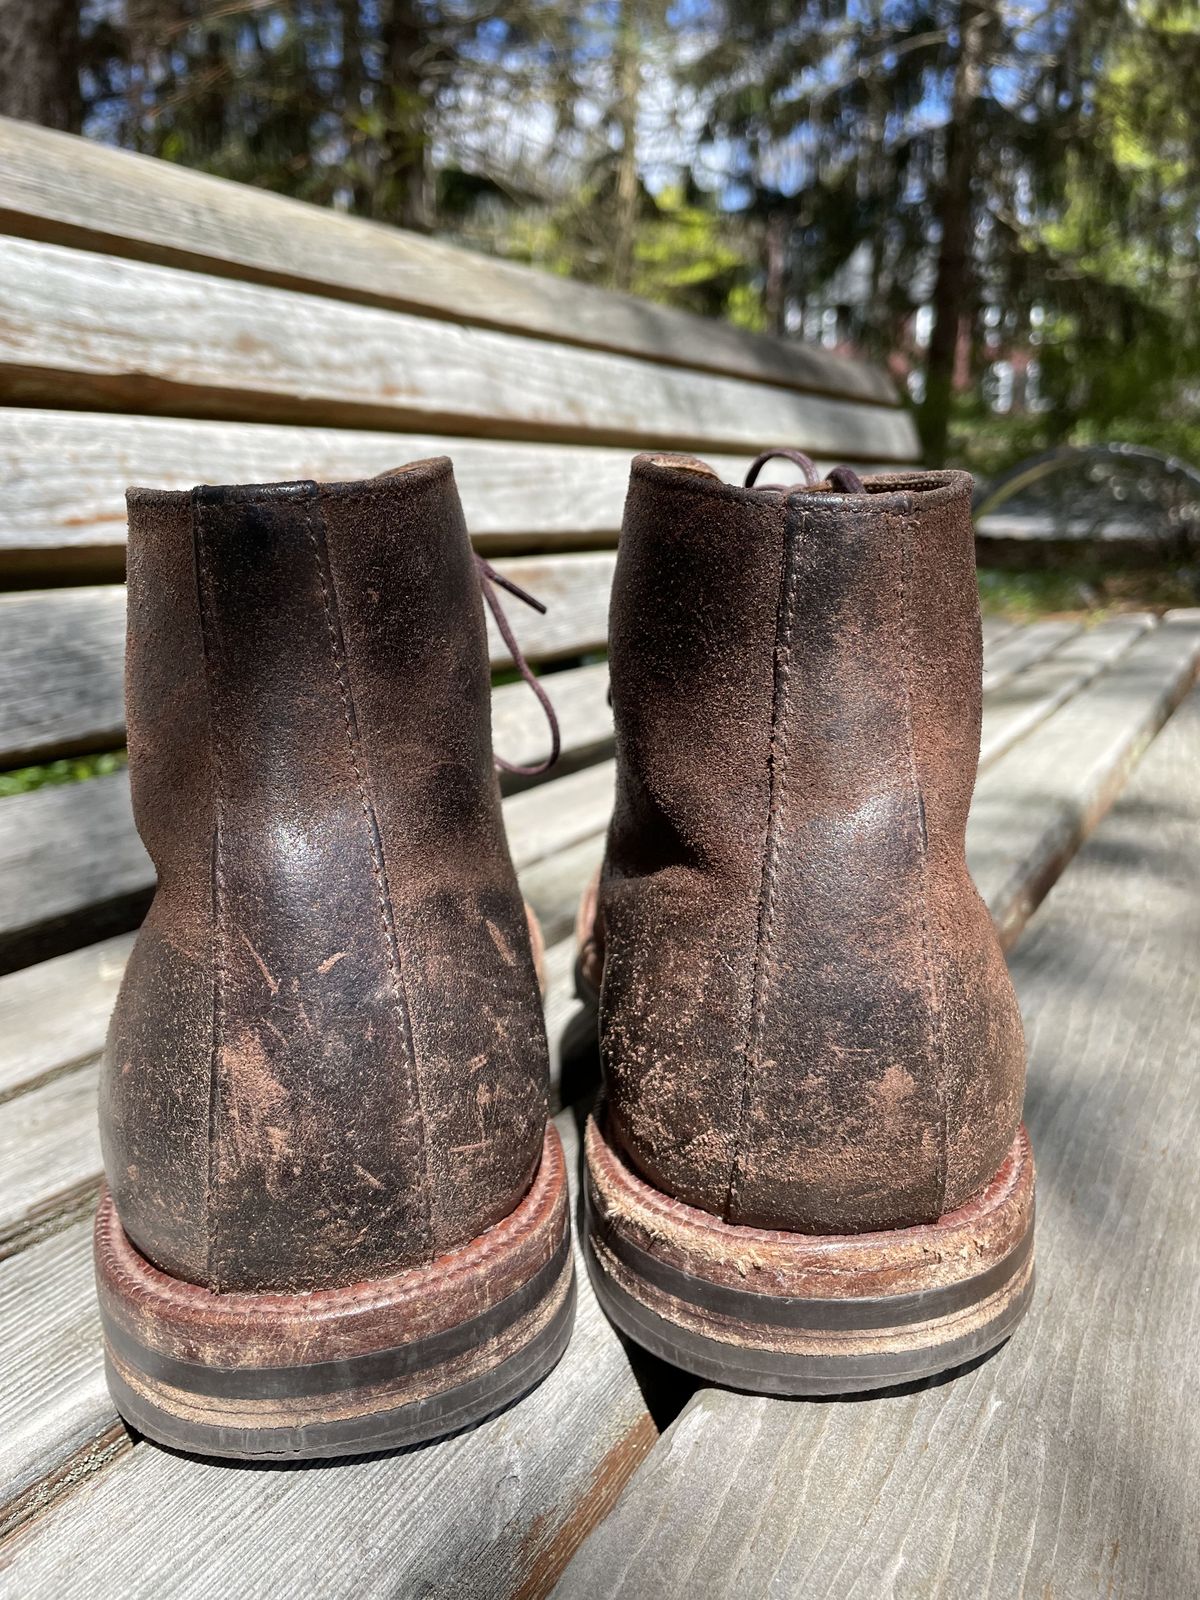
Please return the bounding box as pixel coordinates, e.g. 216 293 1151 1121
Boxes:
978 613 1152 770
0 117 897 408
521 835 609 948
0 1065 101 1262
553 685 1200 1600
0 1222 128 1538
969 609 1200 945
506 761 616 874
0 589 126 767
0 774 151 974
0 410 898 580
494 664 613 783
0 565 611 769
0 1111 656 1599
0 934 130 1102
0 239 921 459
980 617 1082 692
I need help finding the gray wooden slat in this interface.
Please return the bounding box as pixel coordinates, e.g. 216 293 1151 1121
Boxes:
0 1110 657 1594
0 238 921 460
0 1066 101 1261
0 589 126 767
521 834 608 947
0 117 898 409
970 609 1200 945
0 410 899 580
981 617 1082 692
0 934 131 1102
0 1223 128 1538
0 773 151 973
554 684 1200 1600
498 663 613 778
0 559 613 769
505 761 615 873
978 613 1153 770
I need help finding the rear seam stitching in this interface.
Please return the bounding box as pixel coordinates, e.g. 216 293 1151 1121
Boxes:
724 496 803 1220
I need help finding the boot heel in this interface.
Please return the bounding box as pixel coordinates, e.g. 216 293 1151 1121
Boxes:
584 1113 1033 1396
96 1125 575 1459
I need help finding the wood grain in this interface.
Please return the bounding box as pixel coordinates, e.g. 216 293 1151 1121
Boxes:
0 1222 126 1536
0 1064 101 1261
0 934 131 1102
0 773 152 973
978 614 1152 771
969 609 1200 944
0 1111 656 1600
0 410 899 581
980 617 1082 693
0 589 127 767
0 238 920 459
553 685 1200 1600
0 116 896 408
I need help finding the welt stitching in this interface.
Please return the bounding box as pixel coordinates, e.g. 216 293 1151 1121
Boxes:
300 495 436 1259
192 497 228 1287
894 508 947 1208
724 497 803 1220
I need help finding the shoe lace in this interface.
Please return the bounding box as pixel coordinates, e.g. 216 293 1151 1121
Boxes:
474 553 562 777
744 449 865 493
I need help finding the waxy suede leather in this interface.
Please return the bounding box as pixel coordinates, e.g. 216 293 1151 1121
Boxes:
597 456 1026 1235
101 461 550 1293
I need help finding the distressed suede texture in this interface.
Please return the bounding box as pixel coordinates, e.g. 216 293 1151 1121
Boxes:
100 461 549 1293
597 456 1026 1234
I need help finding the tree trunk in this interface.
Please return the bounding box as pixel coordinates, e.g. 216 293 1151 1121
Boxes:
340 0 369 213
378 0 432 232
764 211 789 338
918 0 987 465
0 0 81 130
611 0 641 293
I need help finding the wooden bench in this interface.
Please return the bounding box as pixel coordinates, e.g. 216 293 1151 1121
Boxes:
0 117 1197 1595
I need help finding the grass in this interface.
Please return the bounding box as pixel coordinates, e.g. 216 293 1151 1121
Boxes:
0 750 128 799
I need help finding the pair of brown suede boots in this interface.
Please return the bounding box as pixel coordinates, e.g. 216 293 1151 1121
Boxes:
96 450 1035 1461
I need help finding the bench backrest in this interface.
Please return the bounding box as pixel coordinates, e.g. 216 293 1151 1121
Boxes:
0 115 917 975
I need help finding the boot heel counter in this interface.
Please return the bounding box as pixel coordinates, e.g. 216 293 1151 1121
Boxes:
100 489 217 1284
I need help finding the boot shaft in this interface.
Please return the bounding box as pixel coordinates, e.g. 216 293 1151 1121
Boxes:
103 462 549 1292
599 456 1025 1233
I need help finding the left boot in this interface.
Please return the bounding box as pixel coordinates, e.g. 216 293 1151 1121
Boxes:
97 459 572 1457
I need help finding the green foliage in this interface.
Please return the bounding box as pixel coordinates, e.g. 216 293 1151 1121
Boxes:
0 751 128 799
45 1 1200 474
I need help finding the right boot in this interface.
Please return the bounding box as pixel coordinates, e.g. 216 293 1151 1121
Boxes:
578 452 1034 1395
96 459 574 1459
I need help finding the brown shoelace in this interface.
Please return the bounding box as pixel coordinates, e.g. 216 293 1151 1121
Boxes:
744 448 865 493
474 553 562 777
